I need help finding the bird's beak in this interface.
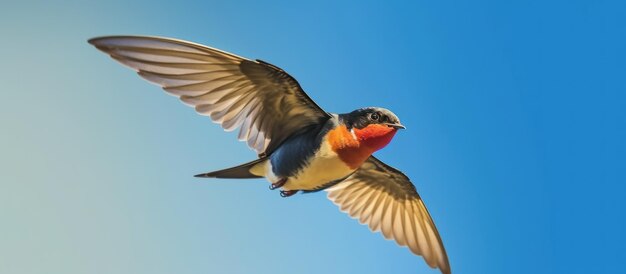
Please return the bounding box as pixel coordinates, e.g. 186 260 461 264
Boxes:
386 123 406 129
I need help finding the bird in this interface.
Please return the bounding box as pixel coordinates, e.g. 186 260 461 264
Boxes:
88 35 451 274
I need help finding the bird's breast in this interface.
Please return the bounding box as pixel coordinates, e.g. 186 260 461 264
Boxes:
281 137 354 191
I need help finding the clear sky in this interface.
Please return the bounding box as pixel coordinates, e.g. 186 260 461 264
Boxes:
1 1 624 274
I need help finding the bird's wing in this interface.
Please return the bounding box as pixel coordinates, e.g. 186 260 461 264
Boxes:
89 36 330 155
326 156 451 274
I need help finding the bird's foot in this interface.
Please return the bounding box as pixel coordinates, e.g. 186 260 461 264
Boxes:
269 178 287 190
280 190 299 197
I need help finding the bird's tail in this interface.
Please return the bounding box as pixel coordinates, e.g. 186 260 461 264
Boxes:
194 157 268 179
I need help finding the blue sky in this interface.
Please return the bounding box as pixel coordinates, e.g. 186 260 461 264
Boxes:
1 1 624 274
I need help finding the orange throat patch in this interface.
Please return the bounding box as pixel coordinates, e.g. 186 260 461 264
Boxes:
327 124 397 169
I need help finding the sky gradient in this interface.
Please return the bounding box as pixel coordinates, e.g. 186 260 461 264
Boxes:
1 1 625 274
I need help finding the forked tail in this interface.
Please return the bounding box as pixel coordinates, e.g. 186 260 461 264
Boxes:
194 157 267 179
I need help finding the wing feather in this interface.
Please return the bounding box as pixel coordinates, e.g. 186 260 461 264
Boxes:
326 156 451 274
89 35 330 155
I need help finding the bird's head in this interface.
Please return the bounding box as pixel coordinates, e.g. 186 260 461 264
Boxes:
340 107 404 151
343 107 405 130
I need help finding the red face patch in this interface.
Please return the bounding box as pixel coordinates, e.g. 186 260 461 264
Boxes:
328 124 397 169
353 124 397 151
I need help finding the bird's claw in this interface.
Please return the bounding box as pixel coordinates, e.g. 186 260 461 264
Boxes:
280 190 298 197
269 178 287 190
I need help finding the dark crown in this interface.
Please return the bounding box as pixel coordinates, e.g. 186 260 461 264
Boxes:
340 107 402 129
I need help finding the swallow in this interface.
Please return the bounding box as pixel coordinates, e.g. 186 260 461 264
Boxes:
89 36 451 274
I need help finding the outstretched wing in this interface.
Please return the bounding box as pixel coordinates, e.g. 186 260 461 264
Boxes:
89 36 330 155
326 156 451 274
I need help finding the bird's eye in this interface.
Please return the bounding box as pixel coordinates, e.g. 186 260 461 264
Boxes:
370 113 380 121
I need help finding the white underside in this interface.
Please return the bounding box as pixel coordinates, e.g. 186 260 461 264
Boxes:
249 136 355 191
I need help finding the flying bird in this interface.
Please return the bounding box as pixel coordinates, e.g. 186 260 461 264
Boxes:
89 36 451 274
